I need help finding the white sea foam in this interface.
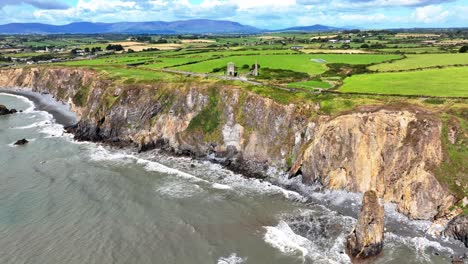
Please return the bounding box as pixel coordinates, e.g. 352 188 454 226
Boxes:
385 232 454 262
155 180 203 198
89 145 136 163
137 158 210 183
212 183 232 190
264 221 311 259
383 203 433 233
3 94 68 138
0 92 35 112
217 253 246 264
88 145 211 186
197 161 307 201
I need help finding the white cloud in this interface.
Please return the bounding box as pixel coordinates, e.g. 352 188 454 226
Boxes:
339 13 387 22
412 5 449 23
232 0 296 9
2 0 464 28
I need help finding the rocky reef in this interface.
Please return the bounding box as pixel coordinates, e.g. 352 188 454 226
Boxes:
346 190 384 260
0 67 463 223
0 104 17 115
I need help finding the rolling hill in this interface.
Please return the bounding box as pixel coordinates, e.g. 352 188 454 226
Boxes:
0 20 261 34
0 20 349 34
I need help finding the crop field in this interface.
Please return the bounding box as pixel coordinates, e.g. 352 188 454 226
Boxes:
395 33 441 38
340 67 468 97
301 49 373 54
369 53 468 72
110 41 183 51
172 54 401 75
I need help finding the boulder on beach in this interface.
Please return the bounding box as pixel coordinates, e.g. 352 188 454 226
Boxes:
14 139 29 146
346 190 385 260
0 104 18 115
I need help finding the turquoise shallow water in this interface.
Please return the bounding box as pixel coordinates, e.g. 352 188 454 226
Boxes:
0 92 465 264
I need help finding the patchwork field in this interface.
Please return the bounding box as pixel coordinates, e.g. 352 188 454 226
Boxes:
11 30 465 99
369 53 468 72
340 67 468 97
172 54 401 75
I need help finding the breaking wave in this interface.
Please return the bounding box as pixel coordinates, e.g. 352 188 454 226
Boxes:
217 253 246 264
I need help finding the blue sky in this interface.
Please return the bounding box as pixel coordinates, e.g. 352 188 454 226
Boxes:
0 0 467 29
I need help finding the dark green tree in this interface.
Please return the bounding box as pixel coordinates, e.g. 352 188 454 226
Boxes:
459 45 468 53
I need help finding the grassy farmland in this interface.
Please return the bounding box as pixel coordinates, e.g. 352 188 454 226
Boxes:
2 30 467 100
287 80 332 90
173 54 401 75
369 53 468 72
340 67 468 97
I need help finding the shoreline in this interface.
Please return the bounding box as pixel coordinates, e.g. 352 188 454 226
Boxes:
0 88 77 126
1 87 466 256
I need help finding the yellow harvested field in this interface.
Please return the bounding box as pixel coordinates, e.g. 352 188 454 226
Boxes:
110 41 182 51
180 39 216 43
111 41 143 46
110 43 181 51
257 36 284 40
127 44 182 51
395 33 440 38
0 48 22 53
302 49 373 54
310 35 338 40
436 40 468 45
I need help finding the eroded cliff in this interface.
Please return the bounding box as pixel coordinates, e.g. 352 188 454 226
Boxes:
0 67 462 221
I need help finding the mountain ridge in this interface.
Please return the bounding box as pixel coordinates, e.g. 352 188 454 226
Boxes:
0 20 343 34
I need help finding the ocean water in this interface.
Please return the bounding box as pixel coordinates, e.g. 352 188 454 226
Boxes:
0 91 465 264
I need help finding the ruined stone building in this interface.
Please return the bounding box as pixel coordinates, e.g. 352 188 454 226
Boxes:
227 62 235 76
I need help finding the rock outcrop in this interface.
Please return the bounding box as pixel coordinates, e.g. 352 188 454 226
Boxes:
444 215 468 247
14 139 29 146
0 67 460 221
347 190 385 259
0 104 17 115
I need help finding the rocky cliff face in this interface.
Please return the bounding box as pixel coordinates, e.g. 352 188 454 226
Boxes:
0 67 458 220
300 109 456 220
444 215 468 247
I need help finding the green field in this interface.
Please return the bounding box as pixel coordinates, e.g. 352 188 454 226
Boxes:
7 52 44 58
376 47 444 54
341 67 468 97
97 67 176 82
369 53 468 72
61 49 298 69
173 54 401 75
287 80 332 90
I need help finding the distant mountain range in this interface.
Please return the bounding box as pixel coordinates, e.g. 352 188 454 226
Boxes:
274 24 344 32
0 20 345 34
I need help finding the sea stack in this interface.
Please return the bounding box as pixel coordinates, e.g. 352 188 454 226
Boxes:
347 190 385 260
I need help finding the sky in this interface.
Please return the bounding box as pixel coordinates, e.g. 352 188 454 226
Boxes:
0 0 467 29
